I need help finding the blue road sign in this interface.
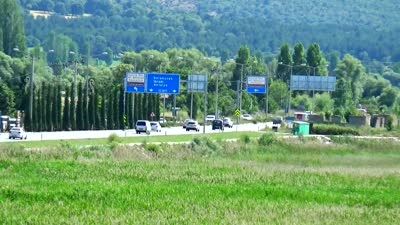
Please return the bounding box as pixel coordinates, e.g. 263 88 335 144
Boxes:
125 72 146 93
146 73 180 94
247 76 267 94
247 86 267 94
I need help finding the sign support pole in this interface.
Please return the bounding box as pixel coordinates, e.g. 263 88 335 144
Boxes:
203 78 208 134
266 76 269 114
132 94 135 129
163 95 166 122
190 92 194 119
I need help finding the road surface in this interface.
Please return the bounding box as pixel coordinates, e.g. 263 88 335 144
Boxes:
0 123 272 143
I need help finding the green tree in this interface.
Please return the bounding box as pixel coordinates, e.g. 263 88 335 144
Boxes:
100 93 106 130
70 84 76 130
277 44 292 83
0 82 16 115
269 80 289 112
379 87 398 108
0 0 26 56
107 92 114 130
63 86 71 130
333 55 366 108
46 84 53 131
232 46 250 83
313 93 334 114
77 82 84 130
306 43 328 76
292 43 307 74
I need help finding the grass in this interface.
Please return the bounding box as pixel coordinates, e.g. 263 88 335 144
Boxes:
0 136 399 224
2 131 263 149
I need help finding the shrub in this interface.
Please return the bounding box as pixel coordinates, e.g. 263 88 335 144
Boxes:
240 134 251 144
190 137 220 155
312 124 360 136
258 133 277 146
145 144 161 154
108 133 122 143
386 115 394 131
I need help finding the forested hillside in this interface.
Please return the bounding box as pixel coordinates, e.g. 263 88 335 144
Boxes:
19 0 400 61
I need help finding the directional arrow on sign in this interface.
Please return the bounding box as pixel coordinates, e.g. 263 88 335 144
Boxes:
149 89 153 92
134 87 138 91
172 90 177 93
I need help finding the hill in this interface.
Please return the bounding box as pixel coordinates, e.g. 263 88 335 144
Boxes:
21 0 400 61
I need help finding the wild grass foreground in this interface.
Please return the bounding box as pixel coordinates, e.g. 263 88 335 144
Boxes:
0 134 400 224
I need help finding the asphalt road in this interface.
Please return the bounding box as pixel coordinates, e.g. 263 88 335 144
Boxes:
0 122 272 143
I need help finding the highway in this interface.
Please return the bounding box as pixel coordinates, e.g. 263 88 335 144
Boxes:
0 122 272 143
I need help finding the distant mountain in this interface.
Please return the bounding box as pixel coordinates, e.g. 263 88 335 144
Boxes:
21 0 400 61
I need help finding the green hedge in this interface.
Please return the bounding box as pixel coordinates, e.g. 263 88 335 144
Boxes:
311 124 360 136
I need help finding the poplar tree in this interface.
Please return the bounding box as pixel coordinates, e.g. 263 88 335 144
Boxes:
46 84 53 131
277 44 292 83
63 86 71 130
292 43 307 74
107 92 114 129
70 84 76 130
77 82 84 130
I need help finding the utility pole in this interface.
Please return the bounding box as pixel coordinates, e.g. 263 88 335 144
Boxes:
203 75 208 134
288 66 293 114
215 71 219 119
239 64 244 124
266 76 269 114
29 56 34 125
190 92 194 119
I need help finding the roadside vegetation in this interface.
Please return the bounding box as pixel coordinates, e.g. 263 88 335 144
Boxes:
1 133 399 224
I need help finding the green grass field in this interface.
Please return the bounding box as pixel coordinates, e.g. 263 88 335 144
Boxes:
2 132 263 149
1 135 399 224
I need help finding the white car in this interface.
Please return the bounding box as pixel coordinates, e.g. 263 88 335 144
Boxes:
186 120 201 132
182 119 191 128
136 120 151 134
241 114 253 121
223 117 234 128
150 122 162 132
9 127 27 140
206 115 216 122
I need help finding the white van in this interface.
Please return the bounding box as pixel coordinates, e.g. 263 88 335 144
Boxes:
135 120 151 134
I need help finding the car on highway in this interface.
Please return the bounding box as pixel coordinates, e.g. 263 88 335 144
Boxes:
186 120 200 132
223 117 234 128
9 127 27 140
135 120 151 134
150 122 162 132
241 114 253 121
182 119 191 129
212 119 224 131
205 115 216 123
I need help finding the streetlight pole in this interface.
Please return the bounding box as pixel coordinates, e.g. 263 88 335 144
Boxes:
29 56 34 125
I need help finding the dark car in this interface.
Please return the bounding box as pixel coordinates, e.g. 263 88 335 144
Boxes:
212 119 224 131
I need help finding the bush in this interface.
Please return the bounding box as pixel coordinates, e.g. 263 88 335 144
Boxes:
386 115 394 131
240 134 251 144
190 137 220 155
312 124 360 136
258 133 277 146
145 144 161 154
108 133 122 143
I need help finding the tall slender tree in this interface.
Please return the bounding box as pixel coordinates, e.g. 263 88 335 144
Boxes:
46 84 53 131
99 93 106 130
232 46 250 84
292 43 307 74
277 44 292 83
77 82 84 130
0 0 26 56
63 86 71 130
70 83 77 130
